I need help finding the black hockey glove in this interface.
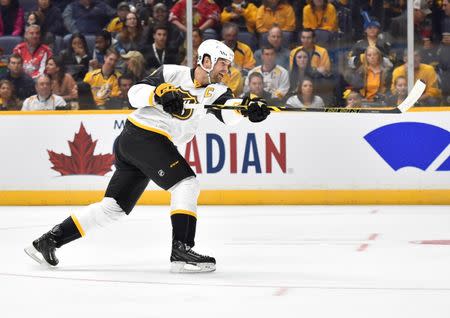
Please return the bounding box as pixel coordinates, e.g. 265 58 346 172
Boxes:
155 83 184 115
242 96 270 123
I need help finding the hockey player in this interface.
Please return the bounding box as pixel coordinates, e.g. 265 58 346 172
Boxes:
25 39 270 273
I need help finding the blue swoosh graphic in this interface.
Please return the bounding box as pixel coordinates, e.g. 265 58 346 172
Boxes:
437 156 450 171
364 122 450 171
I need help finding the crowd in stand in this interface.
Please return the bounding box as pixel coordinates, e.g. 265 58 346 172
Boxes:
0 0 448 111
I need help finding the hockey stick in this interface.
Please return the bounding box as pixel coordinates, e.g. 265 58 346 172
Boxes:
186 80 426 114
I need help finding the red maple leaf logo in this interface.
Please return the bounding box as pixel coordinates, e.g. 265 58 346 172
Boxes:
47 123 115 176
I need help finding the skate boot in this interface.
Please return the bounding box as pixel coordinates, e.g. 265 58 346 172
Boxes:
24 228 60 266
170 240 216 273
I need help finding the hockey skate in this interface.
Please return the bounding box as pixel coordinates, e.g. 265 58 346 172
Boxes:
170 240 216 273
24 231 59 266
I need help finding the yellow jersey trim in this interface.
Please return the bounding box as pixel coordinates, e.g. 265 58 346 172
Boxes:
71 214 86 237
170 209 198 218
1 190 450 205
127 116 172 140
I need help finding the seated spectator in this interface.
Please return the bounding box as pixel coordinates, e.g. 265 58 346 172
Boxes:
286 78 325 108
385 75 407 106
302 0 337 35
0 0 24 36
83 48 121 108
146 3 183 51
391 50 441 105
348 17 393 69
142 25 177 71
115 11 148 54
349 46 390 103
26 10 54 48
222 22 255 73
344 90 363 108
290 28 331 76
289 48 316 94
13 25 53 79
180 27 203 67
246 72 274 104
90 30 113 70
244 45 289 102
254 26 290 70
220 0 257 33
256 0 296 34
59 33 91 81
169 0 221 39
45 56 77 101
121 50 147 82
389 0 432 47
0 79 21 110
222 65 244 97
104 74 133 109
63 0 115 35
106 2 130 35
444 0 450 33
22 74 66 110
72 82 96 110
37 0 66 36
437 32 450 104
0 54 35 101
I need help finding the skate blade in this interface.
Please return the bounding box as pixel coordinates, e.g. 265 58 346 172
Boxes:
24 245 45 265
170 261 216 273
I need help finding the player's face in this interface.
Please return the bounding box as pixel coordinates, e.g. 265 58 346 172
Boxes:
210 58 231 82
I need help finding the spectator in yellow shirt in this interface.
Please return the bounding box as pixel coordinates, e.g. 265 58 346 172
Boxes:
303 0 338 32
289 28 331 75
84 49 121 108
303 0 337 45
222 65 244 96
221 0 257 33
106 2 130 35
255 0 296 34
221 22 256 73
391 50 442 105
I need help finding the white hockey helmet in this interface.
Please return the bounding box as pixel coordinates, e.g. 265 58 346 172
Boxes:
197 39 234 73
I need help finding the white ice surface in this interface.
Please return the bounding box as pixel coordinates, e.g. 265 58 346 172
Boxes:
1 205 450 318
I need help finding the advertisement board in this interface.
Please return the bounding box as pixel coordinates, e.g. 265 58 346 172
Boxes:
0 110 449 204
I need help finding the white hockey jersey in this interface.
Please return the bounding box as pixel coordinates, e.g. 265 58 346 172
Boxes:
128 65 241 146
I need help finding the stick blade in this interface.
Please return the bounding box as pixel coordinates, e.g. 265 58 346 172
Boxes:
397 80 426 113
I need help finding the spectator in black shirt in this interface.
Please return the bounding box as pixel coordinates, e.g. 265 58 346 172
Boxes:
143 24 177 71
59 33 91 81
0 54 35 101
